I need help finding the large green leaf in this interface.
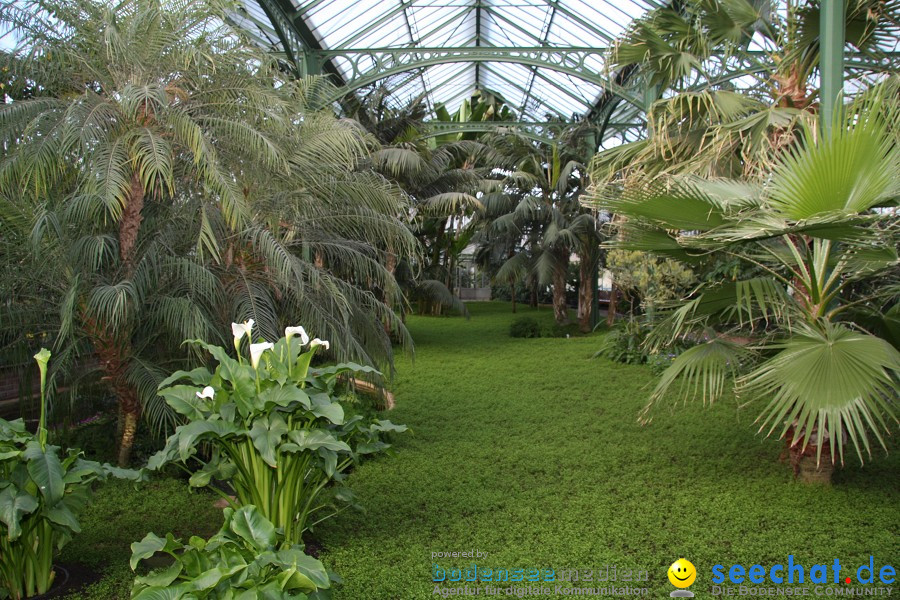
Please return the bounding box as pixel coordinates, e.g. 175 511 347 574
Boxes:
607 187 727 231
286 430 350 453
159 385 210 420
228 506 277 550
768 117 899 220
46 502 81 533
309 401 344 425
131 532 184 570
175 420 242 462
255 384 310 412
157 367 214 389
186 566 231 592
188 458 237 488
747 322 900 465
131 584 190 600
0 486 39 540
133 562 183 588
258 549 330 591
23 442 65 504
248 413 289 468
649 338 753 406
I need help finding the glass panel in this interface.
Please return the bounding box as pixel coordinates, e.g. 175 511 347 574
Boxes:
235 0 677 124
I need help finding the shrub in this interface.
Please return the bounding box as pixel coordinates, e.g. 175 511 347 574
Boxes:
130 505 332 599
509 317 541 338
0 350 142 600
541 322 580 338
596 318 690 370
594 318 651 364
147 323 406 546
606 249 696 315
645 352 678 375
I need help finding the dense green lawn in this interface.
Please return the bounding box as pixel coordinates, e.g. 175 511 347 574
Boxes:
59 302 898 598
317 302 899 598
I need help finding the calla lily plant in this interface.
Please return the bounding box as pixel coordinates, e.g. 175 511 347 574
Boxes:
149 325 406 545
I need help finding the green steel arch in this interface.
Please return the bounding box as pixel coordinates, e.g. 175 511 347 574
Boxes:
417 121 554 145
238 0 649 130
416 120 645 145
301 47 644 109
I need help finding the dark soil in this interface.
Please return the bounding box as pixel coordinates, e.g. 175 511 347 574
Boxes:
33 563 103 599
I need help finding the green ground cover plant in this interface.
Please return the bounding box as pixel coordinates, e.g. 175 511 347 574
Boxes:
32 303 898 599
316 303 898 598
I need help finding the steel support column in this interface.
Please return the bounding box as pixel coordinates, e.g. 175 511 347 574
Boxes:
820 0 846 134
585 129 601 330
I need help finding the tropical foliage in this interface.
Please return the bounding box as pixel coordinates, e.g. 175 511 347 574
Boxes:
589 91 900 470
148 323 406 545
475 127 602 330
0 350 142 600
355 93 508 319
605 249 696 317
130 505 332 599
0 0 414 464
594 0 900 187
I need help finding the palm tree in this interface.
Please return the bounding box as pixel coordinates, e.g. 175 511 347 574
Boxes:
0 0 413 464
355 94 502 318
593 0 899 188
588 89 899 482
481 130 600 328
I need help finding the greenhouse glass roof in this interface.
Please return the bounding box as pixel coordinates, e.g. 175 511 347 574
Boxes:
231 0 659 141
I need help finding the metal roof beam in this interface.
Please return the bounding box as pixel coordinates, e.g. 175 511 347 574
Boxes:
520 4 558 119
255 0 348 85
304 47 642 109
332 1 417 49
475 0 482 91
417 120 644 145
481 7 544 45
479 65 573 119
541 0 617 44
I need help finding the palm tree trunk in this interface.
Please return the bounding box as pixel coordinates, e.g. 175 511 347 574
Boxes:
86 321 141 467
552 256 569 325
116 386 141 467
529 276 538 308
578 258 593 333
119 173 145 276
606 284 618 327
784 425 834 485
99 172 145 466
384 251 396 334
444 216 455 294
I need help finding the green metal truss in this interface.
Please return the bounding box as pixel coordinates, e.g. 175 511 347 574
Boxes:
301 47 644 109
240 0 883 148
416 120 644 145
243 0 644 135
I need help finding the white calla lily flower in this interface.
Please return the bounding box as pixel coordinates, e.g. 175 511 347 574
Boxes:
310 338 330 350
249 342 274 370
231 319 254 342
285 326 309 345
196 386 215 399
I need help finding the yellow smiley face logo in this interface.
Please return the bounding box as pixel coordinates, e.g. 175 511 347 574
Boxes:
668 558 697 588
